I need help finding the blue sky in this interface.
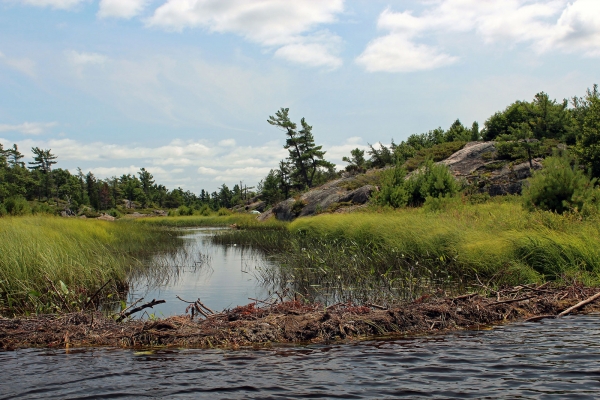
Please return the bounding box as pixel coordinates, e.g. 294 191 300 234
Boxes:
1 0 599 192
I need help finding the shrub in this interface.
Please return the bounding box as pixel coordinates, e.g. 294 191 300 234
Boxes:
0 203 6 217
178 205 194 216
377 160 459 208
4 196 31 216
198 204 211 216
31 202 55 215
107 208 123 218
217 207 232 216
522 151 596 214
291 199 306 216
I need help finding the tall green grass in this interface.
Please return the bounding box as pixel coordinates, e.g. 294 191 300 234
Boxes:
0 216 180 315
213 196 600 304
137 214 287 230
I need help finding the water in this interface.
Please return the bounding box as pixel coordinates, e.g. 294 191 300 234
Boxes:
1 314 599 399
126 228 273 317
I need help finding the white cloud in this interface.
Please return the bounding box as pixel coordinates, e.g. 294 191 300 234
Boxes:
98 0 149 19
19 0 86 9
357 0 600 73
218 138 236 147
0 122 57 135
147 0 345 69
0 51 36 77
66 50 108 66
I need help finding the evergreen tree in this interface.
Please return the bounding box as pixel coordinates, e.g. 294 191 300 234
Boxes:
268 108 334 189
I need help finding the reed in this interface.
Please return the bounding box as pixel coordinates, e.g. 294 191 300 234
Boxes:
213 196 600 304
137 214 287 230
0 216 180 315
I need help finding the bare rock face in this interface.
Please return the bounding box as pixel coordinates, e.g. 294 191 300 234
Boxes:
441 141 497 176
97 214 116 221
260 178 376 221
439 141 542 196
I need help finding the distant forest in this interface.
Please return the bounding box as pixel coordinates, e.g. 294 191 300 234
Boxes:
1 84 599 216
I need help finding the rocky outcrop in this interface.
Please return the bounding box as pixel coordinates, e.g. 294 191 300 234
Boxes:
263 141 545 221
440 141 542 196
259 177 376 222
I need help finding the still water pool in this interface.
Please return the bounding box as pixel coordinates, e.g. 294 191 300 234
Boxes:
126 228 273 317
1 314 599 399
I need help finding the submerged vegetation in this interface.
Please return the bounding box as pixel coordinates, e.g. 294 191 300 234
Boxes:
0 216 182 315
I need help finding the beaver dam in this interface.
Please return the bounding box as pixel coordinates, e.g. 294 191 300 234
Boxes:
2 283 599 350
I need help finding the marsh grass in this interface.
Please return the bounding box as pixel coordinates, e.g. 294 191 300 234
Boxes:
213 196 600 304
0 216 183 315
137 214 287 230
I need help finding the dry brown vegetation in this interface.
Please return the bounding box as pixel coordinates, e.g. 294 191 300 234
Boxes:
2 283 599 351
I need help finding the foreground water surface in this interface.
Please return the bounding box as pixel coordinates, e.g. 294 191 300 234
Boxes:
1 314 599 399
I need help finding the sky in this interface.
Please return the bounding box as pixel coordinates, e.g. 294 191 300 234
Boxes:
0 0 599 193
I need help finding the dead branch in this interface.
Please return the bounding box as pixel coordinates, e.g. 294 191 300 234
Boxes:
558 291 600 317
116 299 165 322
84 278 112 310
490 295 537 306
524 315 556 322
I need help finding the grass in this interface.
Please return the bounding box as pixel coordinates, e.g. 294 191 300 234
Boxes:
212 196 600 304
136 213 287 230
0 215 181 315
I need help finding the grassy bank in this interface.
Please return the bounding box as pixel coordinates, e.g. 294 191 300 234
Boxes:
0 216 180 315
136 213 287 230
213 197 600 304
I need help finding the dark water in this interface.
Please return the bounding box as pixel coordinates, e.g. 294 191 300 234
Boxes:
1 314 599 399
126 228 273 317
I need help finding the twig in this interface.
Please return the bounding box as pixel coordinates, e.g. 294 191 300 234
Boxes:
119 298 144 317
84 278 112 310
326 302 343 310
452 293 477 301
524 315 556 322
176 295 195 304
248 297 276 306
558 291 600 317
45 276 72 313
490 295 536 306
367 303 387 310
194 302 210 318
196 299 215 315
116 299 165 322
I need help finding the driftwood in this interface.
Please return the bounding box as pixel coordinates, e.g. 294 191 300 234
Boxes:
558 291 600 317
490 295 537 306
116 299 165 322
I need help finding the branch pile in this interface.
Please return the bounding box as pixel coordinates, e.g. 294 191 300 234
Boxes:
1 283 600 350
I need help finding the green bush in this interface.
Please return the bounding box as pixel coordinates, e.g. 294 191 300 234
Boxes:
217 207 232 216
4 196 31 216
291 199 306 215
377 160 459 208
107 208 123 218
178 205 194 216
198 204 211 216
31 202 55 215
522 151 596 214
0 203 6 217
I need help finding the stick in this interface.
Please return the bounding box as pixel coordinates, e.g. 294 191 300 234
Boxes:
45 276 72 313
558 291 600 317
194 302 210 318
119 298 144 317
367 303 387 310
248 297 276 306
116 299 165 322
84 278 112 310
452 293 477 301
524 315 556 322
490 295 536 306
196 299 215 315
176 295 195 304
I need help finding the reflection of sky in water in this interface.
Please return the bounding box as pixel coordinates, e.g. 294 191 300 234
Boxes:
127 228 272 317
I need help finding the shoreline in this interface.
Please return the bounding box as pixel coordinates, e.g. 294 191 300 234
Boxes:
2 283 599 351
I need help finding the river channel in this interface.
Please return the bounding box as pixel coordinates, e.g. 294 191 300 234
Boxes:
1 228 599 398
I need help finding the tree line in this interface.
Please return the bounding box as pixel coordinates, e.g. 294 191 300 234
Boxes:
2 85 599 216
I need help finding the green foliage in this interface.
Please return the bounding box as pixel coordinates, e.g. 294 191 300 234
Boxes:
377 160 459 208
522 151 596 214
268 108 334 189
403 141 467 171
217 207 232 216
4 196 31 216
291 198 306 215
343 148 367 173
178 205 194 216
483 93 571 142
575 89 600 178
